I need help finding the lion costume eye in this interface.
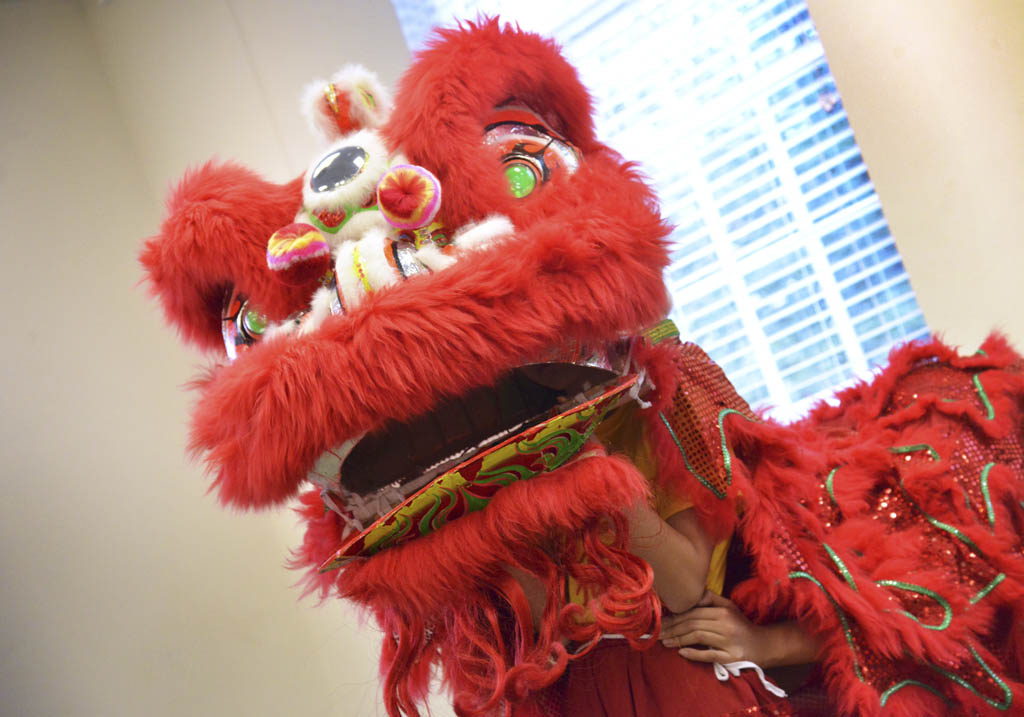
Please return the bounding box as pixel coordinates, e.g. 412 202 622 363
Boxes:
309 146 368 193
484 105 580 198
222 291 268 361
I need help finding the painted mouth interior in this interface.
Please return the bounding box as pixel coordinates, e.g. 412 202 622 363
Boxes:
340 363 618 495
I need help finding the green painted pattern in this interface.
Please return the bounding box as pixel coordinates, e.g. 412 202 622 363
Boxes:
374 512 413 553
474 462 536 486
519 424 591 472
973 374 996 420
459 487 492 513
980 462 996 528
879 680 950 708
417 491 446 535
876 580 952 630
643 319 680 345
308 205 376 235
970 573 1006 604
824 543 858 592
789 571 864 682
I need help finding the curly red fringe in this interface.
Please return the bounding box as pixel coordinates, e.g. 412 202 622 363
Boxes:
291 449 660 716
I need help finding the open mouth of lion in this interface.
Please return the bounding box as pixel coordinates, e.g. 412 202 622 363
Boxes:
340 361 622 497
304 341 637 542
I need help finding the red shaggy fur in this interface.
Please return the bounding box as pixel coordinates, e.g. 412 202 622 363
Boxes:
139 163 305 352
292 451 658 716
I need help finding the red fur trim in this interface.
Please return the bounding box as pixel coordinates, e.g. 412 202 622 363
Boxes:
293 452 657 716
139 162 305 351
384 18 600 231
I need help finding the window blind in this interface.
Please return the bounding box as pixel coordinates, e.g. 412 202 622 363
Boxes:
391 0 929 417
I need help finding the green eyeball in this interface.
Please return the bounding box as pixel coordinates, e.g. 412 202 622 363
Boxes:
504 162 538 198
242 309 268 337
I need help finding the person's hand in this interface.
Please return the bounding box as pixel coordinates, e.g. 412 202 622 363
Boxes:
659 589 764 664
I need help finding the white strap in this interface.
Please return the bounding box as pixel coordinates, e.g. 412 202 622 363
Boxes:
713 661 787 698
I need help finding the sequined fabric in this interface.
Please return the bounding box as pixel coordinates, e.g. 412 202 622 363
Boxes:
660 341 756 499
661 337 1024 714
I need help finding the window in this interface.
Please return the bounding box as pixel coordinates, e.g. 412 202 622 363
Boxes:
391 0 929 418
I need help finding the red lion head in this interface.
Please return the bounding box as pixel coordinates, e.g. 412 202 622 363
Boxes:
142 19 672 715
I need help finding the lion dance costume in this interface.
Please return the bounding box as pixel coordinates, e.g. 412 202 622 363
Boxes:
142 20 1024 716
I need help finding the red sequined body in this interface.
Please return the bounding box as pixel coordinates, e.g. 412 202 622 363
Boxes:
651 335 1024 715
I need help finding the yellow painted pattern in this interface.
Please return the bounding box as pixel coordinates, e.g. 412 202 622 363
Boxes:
351 246 373 294
267 229 321 257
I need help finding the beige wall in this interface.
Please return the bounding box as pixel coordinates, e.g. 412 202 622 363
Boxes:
0 1 450 715
808 0 1024 350
3 1 1022 715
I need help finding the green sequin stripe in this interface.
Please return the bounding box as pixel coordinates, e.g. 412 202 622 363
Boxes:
826 467 840 507
891 444 940 461
789 571 865 682
659 407 758 500
643 319 680 345
970 573 1006 604
912 498 982 554
897 480 983 555
824 543 858 592
718 408 754 486
879 680 951 708
980 462 996 529
973 374 996 420
890 444 987 554
658 413 727 499
928 645 1012 710
876 580 952 630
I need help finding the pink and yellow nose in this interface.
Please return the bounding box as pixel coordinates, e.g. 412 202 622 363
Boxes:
266 223 331 287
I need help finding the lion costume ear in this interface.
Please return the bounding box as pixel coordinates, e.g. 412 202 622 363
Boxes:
302 65 392 141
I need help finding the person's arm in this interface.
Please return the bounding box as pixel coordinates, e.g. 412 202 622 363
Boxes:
660 590 821 667
505 502 714 629
626 503 714 614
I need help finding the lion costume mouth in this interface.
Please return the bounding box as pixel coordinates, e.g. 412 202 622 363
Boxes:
316 366 642 571
337 361 621 495
303 338 640 567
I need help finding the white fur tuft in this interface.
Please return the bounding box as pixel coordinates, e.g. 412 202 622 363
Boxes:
414 243 456 272
452 214 515 253
299 286 337 335
301 64 392 141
